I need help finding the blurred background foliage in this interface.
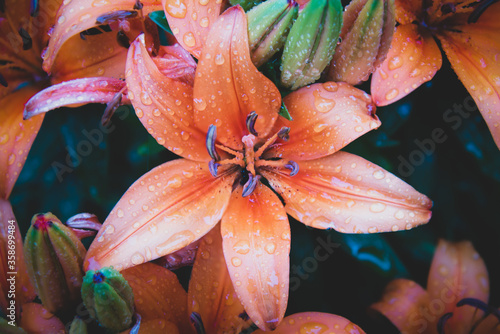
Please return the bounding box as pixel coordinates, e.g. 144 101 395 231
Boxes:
10 28 500 334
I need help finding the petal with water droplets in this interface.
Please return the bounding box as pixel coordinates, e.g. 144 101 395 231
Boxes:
162 0 223 59
0 86 44 199
268 82 380 161
370 279 431 333
188 225 252 334
23 77 128 119
427 240 489 334
262 151 432 233
84 159 235 272
193 6 281 150
394 0 422 25
221 184 290 331
253 312 367 334
371 24 442 106
19 303 66 334
437 3 500 149
121 262 191 332
126 34 208 161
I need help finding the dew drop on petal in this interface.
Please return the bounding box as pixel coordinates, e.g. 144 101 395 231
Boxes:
388 56 403 70
231 257 242 267
313 91 335 113
369 202 386 213
183 32 196 48
264 242 276 254
373 170 385 180
200 17 209 28
385 88 399 101
131 252 145 265
233 240 250 255
214 54 225 65
165 0 187 18
7 153 15 165
140 91 152 105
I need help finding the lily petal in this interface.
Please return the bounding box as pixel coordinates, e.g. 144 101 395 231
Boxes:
371 24 442 106
253 312 367 334
23 77 128 119
0 86 44 199
126 34 208 161
262 151 432 233
437 3 500 149
188 225 251 334
162 0 224 59
121 262 192 332
221 184 290 331
43 0 162 75
193 6 281 150
0 199 36 317
427 240 489 334
394 0 422 25
19 303 65 334
473 309 500 334
84 159 236 271
371 279 431 334
268 82 380 161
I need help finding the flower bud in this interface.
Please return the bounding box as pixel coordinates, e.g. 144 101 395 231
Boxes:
281 0 343 90
69 316 88 334
24 213 86 314
247 0 299 67
327 0 395 85
81 267 135 332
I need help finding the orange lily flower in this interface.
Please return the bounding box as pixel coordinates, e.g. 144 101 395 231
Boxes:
371 239 499 334
371 0 500 149
84 5 432 330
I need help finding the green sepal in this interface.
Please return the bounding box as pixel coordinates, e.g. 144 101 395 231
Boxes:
148 10 172 34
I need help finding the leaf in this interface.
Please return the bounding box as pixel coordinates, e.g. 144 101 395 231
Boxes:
149 10 172 34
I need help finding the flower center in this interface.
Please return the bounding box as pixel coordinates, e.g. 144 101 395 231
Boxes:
205 112 299 197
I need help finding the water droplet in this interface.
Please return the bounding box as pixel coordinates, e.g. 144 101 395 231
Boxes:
201 250 210 259
299 322 328 334
96 67 105 75
200 17 209 28
385 88 399 101
379 69 388 79
264 242 276 254
7 153 15 165
183 32 196 48
104 224 115 234
131 252 145 265
394 210 405 219
322 82 338 92
155 230 195 255
140 91 152 105
194 98 207 111
391 225 400 232
215 53 225 65
231 257 242 267
181 131 190 141
142 204 149 211
354 125 364 133
167 176 182 188
117 209 124 218
165 0 187 18
313 91 335 113
57 15 66 24
409 68 421 78
372 170 385 180
199 0 208 4
368 226 378 233
388 56 403 70
313 123 328 133
0 134 9 145
438 264 449 277
370 202 386 213
136 108 144 118
233 240 250 254
148 185 155 192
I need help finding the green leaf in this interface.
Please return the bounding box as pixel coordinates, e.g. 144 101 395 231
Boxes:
278 101 293 121
149 10 172 34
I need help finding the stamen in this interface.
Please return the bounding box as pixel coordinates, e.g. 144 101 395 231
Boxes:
242 174 261 197
457 298 500 321
246 111 258 136
129 313 141 334
208 160 219 177
117 30 130 48
206 125 220 161
277 127 290 141
96 10 138 25
216 144 244 160
133 0 144 10
190 312 206 334
101 91 124 126
468 0 499 23
255 126 290 158
30 0 39 17
285 160 299 176
437 312 453 334
18 27 32 50
0 72 7 87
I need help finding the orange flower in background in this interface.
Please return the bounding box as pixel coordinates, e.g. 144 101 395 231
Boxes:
371 239 499 334
84 4 432 330
371 0 500 149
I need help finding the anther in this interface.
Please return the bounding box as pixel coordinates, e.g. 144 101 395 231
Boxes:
206 125 220 161
18 27 32 50
96 10 138 25
92 271 106 283
277 127 290 141
468 0 499 23
190 312 206 334
284 160 299 176
133 0 144 10
208 160 220 177
242 174 261 197
246 111 258 136
30 0 39 17
437 312 453 334
0 73 7 87
117 30 130 48
457 298 500 321
101 92 123 126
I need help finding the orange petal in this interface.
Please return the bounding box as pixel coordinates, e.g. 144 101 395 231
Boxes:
473 309 500 334
162 0 224 58
267 82 380 161
262 151 432 233
221 184 290 331
84 159 236 271
193 6 281 150
371 279 431 334
0 86 44 199
24 77 128 119
19 303 65 334
371 24 442 106
120 319 181 334
153 41 197 86
121 262 192 332
427 240 489 334
126 34 208 161
253 312 367 334
394 0 422 25
188 225 252 334
0 199 36 318
42 0 162 75
437 3 500 149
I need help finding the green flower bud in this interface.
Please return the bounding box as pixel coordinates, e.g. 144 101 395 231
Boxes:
24 213 86 314
281 0 343 90
69 316 88 334
247 0 299 67
327 0 395 84
81 267 135 332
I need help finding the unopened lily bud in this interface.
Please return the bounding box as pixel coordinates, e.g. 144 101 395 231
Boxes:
327 0 395 85
281 0 342 90
247 0 299 67
24 213 86 314
69 316 88 334
81 267 135 332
